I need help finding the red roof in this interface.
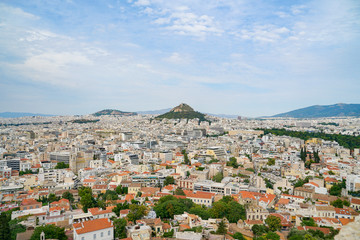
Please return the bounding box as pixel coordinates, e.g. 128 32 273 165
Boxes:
21 198 40 206
73 218 113 234
183 190 215 199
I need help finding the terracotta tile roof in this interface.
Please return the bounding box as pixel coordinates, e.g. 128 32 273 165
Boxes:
73 218 113 235
163 185 177 191
183 190 215 199
49 206 62 212
277 198 290 205
339 218 354 226
245 220 263 225
335 207 359 216
239 191 261 200
351 198 360 205
21 198 40 206
83 179 96 183
120 209 130 214
125 194 135 202
162 222 171 230
307 182 320 188
324 177 338 183
297 226 331 235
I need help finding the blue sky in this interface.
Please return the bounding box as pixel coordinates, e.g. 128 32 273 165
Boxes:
0 0 359 117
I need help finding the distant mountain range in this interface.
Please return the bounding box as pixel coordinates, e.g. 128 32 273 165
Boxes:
93 109 137 116
155 103 208 122
0 112 54 118
136 108 171 115
3 103 359 119
272 103 360 118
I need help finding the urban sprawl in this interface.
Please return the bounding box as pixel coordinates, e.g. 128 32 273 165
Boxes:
1 114 360 240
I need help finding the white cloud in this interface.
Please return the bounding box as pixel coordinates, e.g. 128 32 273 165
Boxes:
134 0 151 7
238 25 290 43
165 52 192 64
156 12 222 37
19 30 70 42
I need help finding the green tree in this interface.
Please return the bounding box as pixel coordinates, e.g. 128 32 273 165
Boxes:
265 178 273 189
112 202 130 217
267 158 275 166
301 217 317 227
329 183 343 196
209 197 246 223
116 185 128 195
265 232 280 240
79 187 96 212
30 225 67 240
62 191 74 203
0 212 11 239
265 216 282 232
189 205 211 220
213 172 224 183
163 229 174 237
216 220 227 235
55 162 69 169
252 224 269 237
174 188 186 196
182 150 191 165
154 195 194 219
227 157 239 168
127 204 148 222
233 232 246 240
113 218 127 239
164 176 175 186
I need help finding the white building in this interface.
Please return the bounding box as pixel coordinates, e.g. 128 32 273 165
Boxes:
73 218 113 240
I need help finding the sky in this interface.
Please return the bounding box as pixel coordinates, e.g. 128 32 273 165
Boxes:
0 0 359 117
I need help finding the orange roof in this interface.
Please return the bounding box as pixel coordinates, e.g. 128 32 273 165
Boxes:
259 193 276 204
73 218 113 234
239 191 262 200
163 185 176 191
21 198 40 206
339 218 354 226
277 198 290 205
83 179 96 183
125 194 135 201
49 206 62 212
307 182 320 187
351 198 360 205
324 177 338 183
297 226 330 235
179 224 191 229
183 190 215 199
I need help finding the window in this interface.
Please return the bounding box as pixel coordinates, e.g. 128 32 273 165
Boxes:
82 237 84 240
108 230 110 236
93 233 96 239
101 232 103 237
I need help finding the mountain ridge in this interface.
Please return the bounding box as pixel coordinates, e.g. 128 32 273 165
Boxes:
272 103 360 118
93 109 137 116
155 103 208 122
